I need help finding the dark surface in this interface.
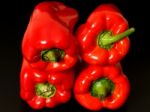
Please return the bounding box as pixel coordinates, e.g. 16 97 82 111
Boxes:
1 0 150 112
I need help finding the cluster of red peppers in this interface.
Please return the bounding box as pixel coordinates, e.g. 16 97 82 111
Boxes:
20 1 135 111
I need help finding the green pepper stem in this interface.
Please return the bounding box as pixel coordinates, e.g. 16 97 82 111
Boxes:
35 82 56 98
41 48 64 62
90 78 114 100
98 27 135 49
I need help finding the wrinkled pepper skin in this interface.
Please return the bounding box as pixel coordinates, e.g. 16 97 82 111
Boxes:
76 4 134 65
22 1 79 72
20 59 75 109
74 65 130 111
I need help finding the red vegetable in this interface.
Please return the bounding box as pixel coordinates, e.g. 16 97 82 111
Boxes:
76 4 135 65
22 1 79 72
74 65 130 111
20 59 75 109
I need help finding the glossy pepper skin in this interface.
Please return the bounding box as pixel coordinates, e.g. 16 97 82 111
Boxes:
22 1 79 72
76 4 135 65
20 59 75 109
74 65 130 111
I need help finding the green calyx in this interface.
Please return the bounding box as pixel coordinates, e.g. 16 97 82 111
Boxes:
90 78 115 101
41 48 65 62
35 82 56 98
97 27 135 49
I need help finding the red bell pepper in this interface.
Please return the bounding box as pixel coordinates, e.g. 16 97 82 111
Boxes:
74 65 130 111
22 1 79 72
76 4 135 65
20 59 75 109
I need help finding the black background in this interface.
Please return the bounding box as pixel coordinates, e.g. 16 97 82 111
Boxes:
1 0 150 112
